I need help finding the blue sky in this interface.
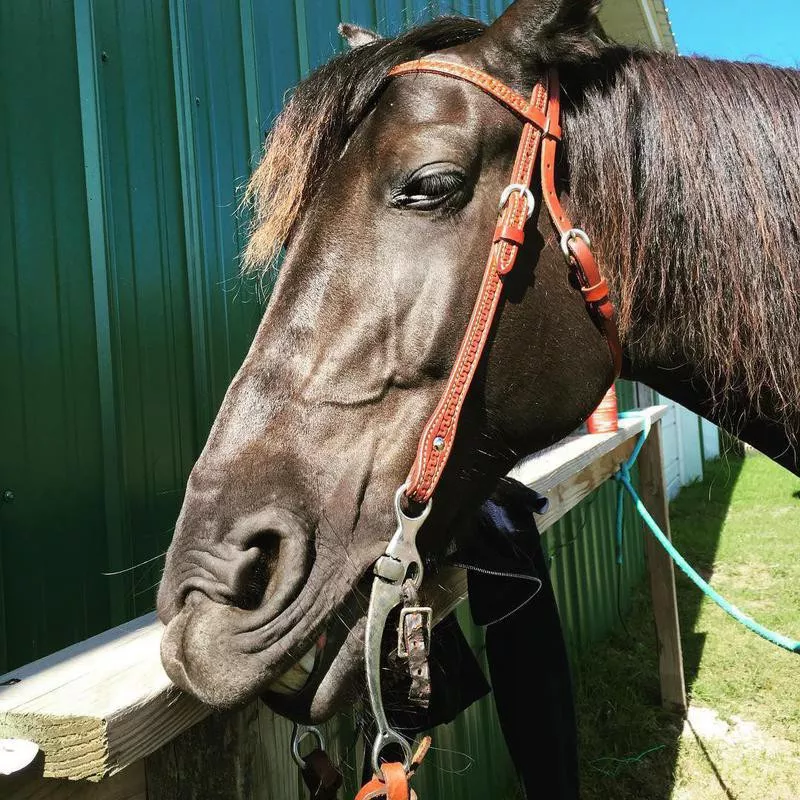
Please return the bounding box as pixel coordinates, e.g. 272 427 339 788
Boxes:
666 0 800 67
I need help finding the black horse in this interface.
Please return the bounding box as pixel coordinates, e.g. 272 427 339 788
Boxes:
157 0 799 743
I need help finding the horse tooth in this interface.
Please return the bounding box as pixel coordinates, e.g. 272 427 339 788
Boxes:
299 646 316 674
266 646 316 695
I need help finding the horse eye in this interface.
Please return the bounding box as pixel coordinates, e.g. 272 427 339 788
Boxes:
391 164 466 211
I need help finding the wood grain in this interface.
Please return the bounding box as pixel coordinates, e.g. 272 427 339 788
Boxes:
0 617 208 781
638 421 688 713
1 762 145 800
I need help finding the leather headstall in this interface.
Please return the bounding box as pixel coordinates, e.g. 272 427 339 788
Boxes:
386 59 623 505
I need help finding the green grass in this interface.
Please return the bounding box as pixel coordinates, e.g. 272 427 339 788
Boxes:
574 452 800 800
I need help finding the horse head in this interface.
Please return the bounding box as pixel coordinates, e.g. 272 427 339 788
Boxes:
156 0 618 721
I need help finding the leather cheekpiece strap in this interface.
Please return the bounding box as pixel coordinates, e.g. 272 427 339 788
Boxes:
394 71 548 504
386 62 623 505
354 763 413 800
539 69 622 376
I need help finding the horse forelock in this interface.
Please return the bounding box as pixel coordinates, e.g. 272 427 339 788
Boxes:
240 16 487 276
567 51 800 432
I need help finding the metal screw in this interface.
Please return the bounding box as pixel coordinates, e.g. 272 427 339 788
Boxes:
2 490 14 503
433 436 445 452
100 51 109 62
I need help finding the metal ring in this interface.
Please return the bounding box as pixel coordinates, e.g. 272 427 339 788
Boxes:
291 724 326 770
372 729 413 774
498 183 535 220
396 483 432 523
559 227 591 259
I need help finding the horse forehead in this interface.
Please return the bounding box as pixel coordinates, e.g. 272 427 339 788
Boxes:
380 74 501 127
368 78 511 165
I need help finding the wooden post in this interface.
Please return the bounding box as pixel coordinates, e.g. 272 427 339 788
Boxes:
144 699 358 800
3 763 146 800
637 420 687 714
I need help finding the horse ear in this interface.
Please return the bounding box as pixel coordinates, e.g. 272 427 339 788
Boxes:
479 0 604 67
338 23 382 49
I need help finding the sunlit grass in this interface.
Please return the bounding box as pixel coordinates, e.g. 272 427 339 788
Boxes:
575 452 800 799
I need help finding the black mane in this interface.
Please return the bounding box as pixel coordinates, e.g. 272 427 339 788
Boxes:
566 51 800 431
242 16 486 272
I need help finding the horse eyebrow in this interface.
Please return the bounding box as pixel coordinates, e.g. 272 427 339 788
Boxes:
240 17 486 277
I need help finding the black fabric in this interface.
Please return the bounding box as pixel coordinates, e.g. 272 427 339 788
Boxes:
388 612 491 734
465 477 579 800
362 478 578 798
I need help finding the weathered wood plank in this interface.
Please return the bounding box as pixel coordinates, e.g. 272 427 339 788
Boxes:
145 698 359 800
0 617 208 780
1 762 145 800
144 703 267 800
0 406 670 785
533 437 637 532
509 405 667 493
638 421 688 714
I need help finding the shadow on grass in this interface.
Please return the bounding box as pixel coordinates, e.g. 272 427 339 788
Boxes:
573 452 744 800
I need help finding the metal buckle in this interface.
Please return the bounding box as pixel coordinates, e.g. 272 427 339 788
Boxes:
498 183 535 219
397 606 432 659
560 227 591 260
291 723 326 770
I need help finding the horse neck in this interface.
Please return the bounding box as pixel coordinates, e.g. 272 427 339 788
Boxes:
562 51 800 475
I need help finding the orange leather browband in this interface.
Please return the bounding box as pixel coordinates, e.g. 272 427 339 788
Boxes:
386 59 623 505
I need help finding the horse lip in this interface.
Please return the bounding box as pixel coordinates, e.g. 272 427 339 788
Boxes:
260 616 367 723
160 591 321 709
160 544 384 713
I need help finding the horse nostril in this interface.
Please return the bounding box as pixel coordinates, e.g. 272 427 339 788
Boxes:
234 533 282 611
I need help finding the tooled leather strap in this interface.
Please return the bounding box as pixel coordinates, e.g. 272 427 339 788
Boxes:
386 61 622 505
354 739 431 800
388 61 548 504
355 763 411 800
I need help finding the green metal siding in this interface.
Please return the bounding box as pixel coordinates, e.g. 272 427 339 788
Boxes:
546 445 645 656
1 0 512 675
0 0 111 670
0 1 663 794
1 0 651 756
93 0 200 619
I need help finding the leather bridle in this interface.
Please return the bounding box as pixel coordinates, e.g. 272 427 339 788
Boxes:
390 59 622 506
358 59 622 799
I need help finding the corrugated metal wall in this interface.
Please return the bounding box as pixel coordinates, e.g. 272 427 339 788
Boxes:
0 1 656 794
1 5 651 787
0 0 523 674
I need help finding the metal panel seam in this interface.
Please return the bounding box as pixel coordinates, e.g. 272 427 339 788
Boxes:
294 1 311 77
239 0 264 165
73 0 129 624
168 0 212 441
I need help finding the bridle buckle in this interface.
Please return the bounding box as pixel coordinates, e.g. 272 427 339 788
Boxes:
397 606 432 659
560 227 591 260
498 183 535 219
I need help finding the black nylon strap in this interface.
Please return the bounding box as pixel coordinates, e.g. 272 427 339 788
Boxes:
467 480 579 800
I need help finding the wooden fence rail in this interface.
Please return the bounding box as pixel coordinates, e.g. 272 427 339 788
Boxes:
1 406 682 799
